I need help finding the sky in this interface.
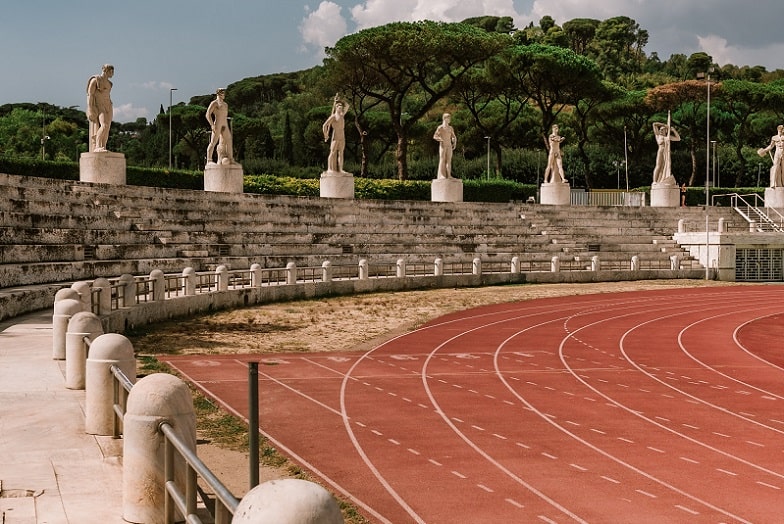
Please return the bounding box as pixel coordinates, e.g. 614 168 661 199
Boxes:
3 0 784 123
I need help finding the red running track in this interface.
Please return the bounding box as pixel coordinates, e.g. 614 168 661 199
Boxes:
162 286 784 523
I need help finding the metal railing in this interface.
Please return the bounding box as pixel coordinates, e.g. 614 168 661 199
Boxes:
713 193 784 232
109 364 240 523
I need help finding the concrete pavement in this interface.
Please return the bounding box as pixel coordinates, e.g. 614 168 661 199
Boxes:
0 310 124 523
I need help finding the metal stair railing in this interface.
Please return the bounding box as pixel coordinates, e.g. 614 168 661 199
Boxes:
713 193 784 232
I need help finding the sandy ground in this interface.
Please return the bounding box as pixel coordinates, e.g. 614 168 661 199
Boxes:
128 279 743 509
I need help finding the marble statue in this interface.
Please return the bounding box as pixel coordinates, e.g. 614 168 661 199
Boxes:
652 116 680 184
433 113 457 179
543 124 566 183
757 124 784 188
322 94 350 173
205 88 235 165
86 64 114 152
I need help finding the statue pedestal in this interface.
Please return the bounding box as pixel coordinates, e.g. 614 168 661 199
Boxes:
80 152 126 185
540 182 570 206
320 171 354 199
431 177 463 202
765 187 784 209
204 163 244 193
650 182 680 207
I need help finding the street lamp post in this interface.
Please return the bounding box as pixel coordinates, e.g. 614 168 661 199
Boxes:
169 87 177 169
484 136 491 179
697 68 713 280
711 140 717 188
758 163 762 187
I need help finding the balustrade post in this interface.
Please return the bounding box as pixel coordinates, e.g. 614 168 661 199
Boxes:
396 258 406 278
434 258 443 277
670 254 680 270
550 256 560 273
631 255 640 271
92 277 112 315
677 218 686 233
52 294 84 360
149 270 165 301
216 265 229 291
321 261 332 282
85 333 136 436
286 262 297 285
182 267 196 295
71 281 93 311
123 374 196 524
65 311 104 390
591 255 600 272
472 257 482 276
250 263 262 287
511 256 520 274
717 217 726 233
118 274 136 308
358 259 368 280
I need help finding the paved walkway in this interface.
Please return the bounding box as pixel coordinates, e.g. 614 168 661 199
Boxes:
0 310 124 523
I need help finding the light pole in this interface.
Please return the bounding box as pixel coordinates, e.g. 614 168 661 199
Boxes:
169 87 177 169
711 140 717 188
697 68 713 279
758 162 762 187
484 136 491 179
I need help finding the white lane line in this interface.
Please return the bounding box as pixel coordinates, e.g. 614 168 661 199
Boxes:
746 440 765 448
570 464 588 472
541 452 558 460
590 428 606 435
757 481 781 490
647 446 665 454
371 429 383 436
355 421 366 428
601 476 620 484
618 437 634 444
477 484 494 493
451 470 467 479
505 498 525 509
407 448 420 456
493 433 508 440
472 425 485 432
717 468 737 477
682 424 700 430
516 442 530 449
713 432 731 438
636 489 657 499
680 456 699 464
675 504 699 515
428 458 442 467
388 439 400 446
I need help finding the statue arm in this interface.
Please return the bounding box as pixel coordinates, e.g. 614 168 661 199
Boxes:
670 128 681 141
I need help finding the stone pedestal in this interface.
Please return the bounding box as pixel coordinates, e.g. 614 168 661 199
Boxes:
650 182 680 207
204 162 244 193
765 187 784 209
80 152 126 185
431 177 463 202
320 171 354 199
540 182 570 206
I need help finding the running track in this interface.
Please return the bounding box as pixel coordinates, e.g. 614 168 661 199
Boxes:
162 286 784 523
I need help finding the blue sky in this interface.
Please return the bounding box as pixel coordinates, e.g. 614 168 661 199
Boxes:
3 0 783 123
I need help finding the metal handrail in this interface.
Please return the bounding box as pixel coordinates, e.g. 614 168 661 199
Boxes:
714 192 784 232
160 422 239 524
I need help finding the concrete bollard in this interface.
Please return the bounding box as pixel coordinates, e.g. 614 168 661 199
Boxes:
123 373 196 524
233 479 344 524
286 262 297 285
591 255 600 272
434 257 443 276
92 277 112 315
65 312 104 390
631 255 640 271
358 259 368 280
118 274 136 308
322 260 333 282
551 256 560 273
511 256 520 274
71 281 93 311
216 265 229 291
670 254 680 270
718 217 726 233
472 257 482 276
396 258 406 278
183 267 196 295
677 218 686 233
52 297 83 360
149 270 165 301
250 263 262 288
86 333 136 435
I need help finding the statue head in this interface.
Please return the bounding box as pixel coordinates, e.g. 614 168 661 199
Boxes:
216 88 226 99
442 113 451 124
102 64 115 77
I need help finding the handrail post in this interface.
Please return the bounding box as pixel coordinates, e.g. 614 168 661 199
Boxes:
248 362 259 489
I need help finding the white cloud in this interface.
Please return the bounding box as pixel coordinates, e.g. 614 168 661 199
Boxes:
697 34 784 69
299 1 348 55
350 0 521 30
114 103 149 122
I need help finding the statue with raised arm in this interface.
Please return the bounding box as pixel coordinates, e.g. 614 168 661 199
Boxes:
652 114 680 185
322 94 350 173
86 64 114 152
205 88 235 165
543 124 566 184
433 113 457 179
757 124 784 188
